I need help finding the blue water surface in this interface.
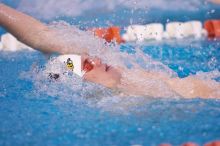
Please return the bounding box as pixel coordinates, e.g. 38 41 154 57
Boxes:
1 0 220 146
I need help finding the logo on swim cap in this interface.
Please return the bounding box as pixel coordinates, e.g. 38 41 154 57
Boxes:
66 58 74 71
56 54 84 77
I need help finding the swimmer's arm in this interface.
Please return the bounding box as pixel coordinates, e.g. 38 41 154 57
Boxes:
0 3 87 54
118 69 220 98
166 76 220 98
139 71 220 98
136 70 220 98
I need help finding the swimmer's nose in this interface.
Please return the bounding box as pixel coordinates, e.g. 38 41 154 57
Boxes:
92 57 102 66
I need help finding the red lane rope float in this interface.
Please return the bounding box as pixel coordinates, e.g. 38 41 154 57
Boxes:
159 143 172 146
181 142 199 146
205 140 220 146
91 26 125 44
204 20 220 39
159 140 220 146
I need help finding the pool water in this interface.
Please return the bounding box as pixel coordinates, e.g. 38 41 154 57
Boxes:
1 0 220 146
1 41 220 146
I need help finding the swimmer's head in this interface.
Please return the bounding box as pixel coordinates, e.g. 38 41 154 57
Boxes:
55 54 122 88
82 55 122 88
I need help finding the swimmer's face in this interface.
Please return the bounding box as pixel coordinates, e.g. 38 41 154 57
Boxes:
82 56 122 88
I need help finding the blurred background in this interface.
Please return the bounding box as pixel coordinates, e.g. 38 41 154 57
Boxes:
0 0 220 28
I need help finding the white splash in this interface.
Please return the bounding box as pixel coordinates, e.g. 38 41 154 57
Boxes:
17 0 207 19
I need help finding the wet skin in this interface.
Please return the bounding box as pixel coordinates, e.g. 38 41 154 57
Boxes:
80 55 220 98
81 55 122 88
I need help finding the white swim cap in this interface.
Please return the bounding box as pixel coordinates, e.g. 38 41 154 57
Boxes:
56 54 85 77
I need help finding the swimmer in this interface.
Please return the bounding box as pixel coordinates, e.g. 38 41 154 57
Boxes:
0 3 220 98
